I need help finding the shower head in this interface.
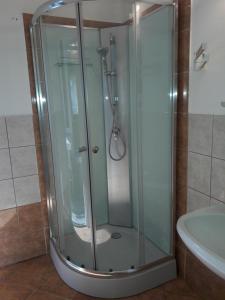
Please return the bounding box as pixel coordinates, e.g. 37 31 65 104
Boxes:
97 47 109 59
110 34 116 46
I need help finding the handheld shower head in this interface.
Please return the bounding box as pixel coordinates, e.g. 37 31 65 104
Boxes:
97 47 109 59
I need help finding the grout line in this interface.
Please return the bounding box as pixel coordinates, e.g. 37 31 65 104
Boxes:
188 187 210 198
8 144 38 149
0 177 13 182
189 150 225 162
211 197 225 205
0 147 10 150
0 206 17 213
12 174 39 180
211 155 225 162
188 150 211 158
0 173 39 183
209 116 214 205
4 118 18 214
211 115 214 158
188 187 225 204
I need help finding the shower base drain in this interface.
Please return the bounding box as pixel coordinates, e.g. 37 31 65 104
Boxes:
111 232 122 239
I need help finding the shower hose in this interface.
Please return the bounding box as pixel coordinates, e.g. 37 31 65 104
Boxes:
105 74 126 161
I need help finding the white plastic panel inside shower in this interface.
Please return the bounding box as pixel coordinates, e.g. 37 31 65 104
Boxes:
100 26 132 227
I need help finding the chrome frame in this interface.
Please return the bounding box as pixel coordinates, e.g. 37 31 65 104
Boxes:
75 1 97 269
171 0 178 257
134 0 146 266
51 238 173 278
30 21 61 246
30 0 178 278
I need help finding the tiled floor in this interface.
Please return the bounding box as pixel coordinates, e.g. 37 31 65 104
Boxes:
0 255 202 300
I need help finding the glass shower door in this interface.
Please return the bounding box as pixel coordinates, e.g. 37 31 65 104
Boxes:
133 2 175 263
40 10 95 269
80 0 141 272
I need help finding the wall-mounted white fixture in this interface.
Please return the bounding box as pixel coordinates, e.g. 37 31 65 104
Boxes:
177 205 225 280
193 43 209 71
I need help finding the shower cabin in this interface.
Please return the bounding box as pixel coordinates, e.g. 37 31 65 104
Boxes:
31 0 177 298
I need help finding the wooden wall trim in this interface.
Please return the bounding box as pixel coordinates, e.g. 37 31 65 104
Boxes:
175 0 190 278
24 13 122 29
23 13 49 253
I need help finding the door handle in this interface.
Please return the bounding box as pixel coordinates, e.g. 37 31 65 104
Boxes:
78 146 87 153
92 146 99 154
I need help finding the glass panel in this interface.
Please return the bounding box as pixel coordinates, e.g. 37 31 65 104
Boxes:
40 4 94 269
32 24 60 244
132 1 174 263
81 0 140 272
82 28 108 227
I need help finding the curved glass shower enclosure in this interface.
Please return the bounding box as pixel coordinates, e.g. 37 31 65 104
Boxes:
31 0 177 297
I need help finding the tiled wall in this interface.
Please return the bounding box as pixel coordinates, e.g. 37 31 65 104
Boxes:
0 114 48 267
188 114 225 211
0 115 40 209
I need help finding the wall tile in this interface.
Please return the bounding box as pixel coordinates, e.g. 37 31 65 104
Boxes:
188 114 213 155
188 152 211 195
6 115 35 147
14 175 41 206
211 158 225 202
0 117 8 149
17 203 43 232
10 146 38 178
0 208 19 239
187 188 210 212
0 236 19 267
0 228 45 268
212 115 225 160
186 250 225 300
15 229 46 263
0 149 12 180
0 180 16 210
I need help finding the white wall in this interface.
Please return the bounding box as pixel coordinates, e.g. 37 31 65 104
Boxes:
189 0 225 115
0 0 134 116
0 0 49 116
